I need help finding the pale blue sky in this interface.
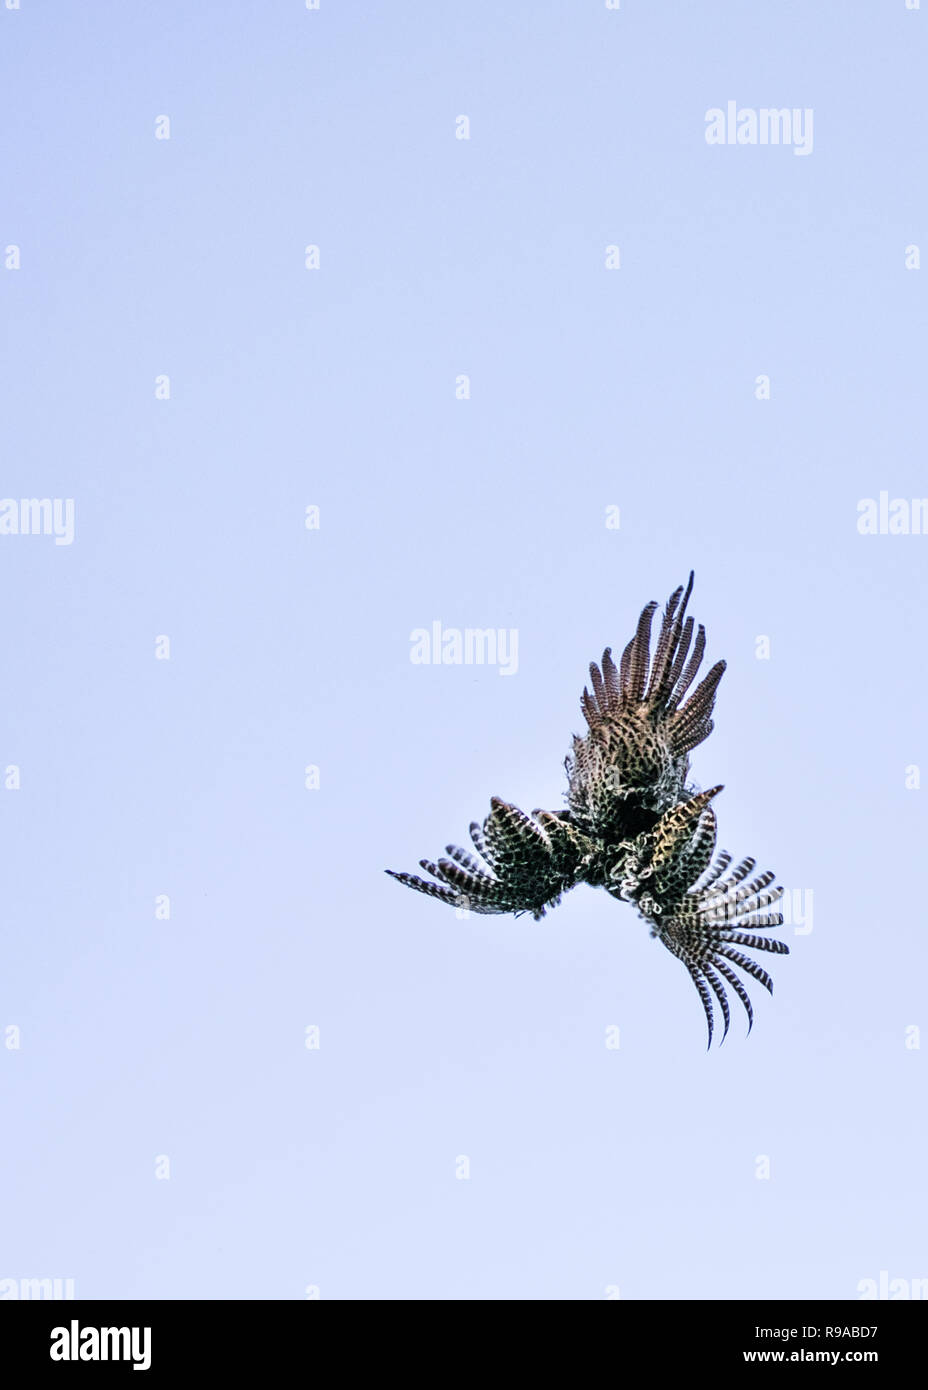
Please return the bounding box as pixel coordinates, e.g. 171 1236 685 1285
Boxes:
1 1 926 1300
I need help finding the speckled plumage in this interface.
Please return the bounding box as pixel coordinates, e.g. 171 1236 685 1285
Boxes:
386 575 788 1047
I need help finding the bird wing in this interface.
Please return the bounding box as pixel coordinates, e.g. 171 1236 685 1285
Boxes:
566 573 726 838
386 797 594 920
646 842 788 1048
596 783 788 1046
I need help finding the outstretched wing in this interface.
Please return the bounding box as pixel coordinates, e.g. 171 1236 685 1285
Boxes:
386 797 594 920
647 847 788 1048
598 783 788 1046
565 573 726 839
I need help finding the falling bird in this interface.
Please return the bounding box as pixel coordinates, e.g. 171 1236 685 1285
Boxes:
386 574 788 1047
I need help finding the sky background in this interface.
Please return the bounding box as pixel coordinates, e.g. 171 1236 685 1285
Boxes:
1 0 926 1301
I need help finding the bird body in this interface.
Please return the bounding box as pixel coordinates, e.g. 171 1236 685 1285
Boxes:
387 575 788 1047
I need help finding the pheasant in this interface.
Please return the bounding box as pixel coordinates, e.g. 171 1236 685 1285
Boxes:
386 575 788 1047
